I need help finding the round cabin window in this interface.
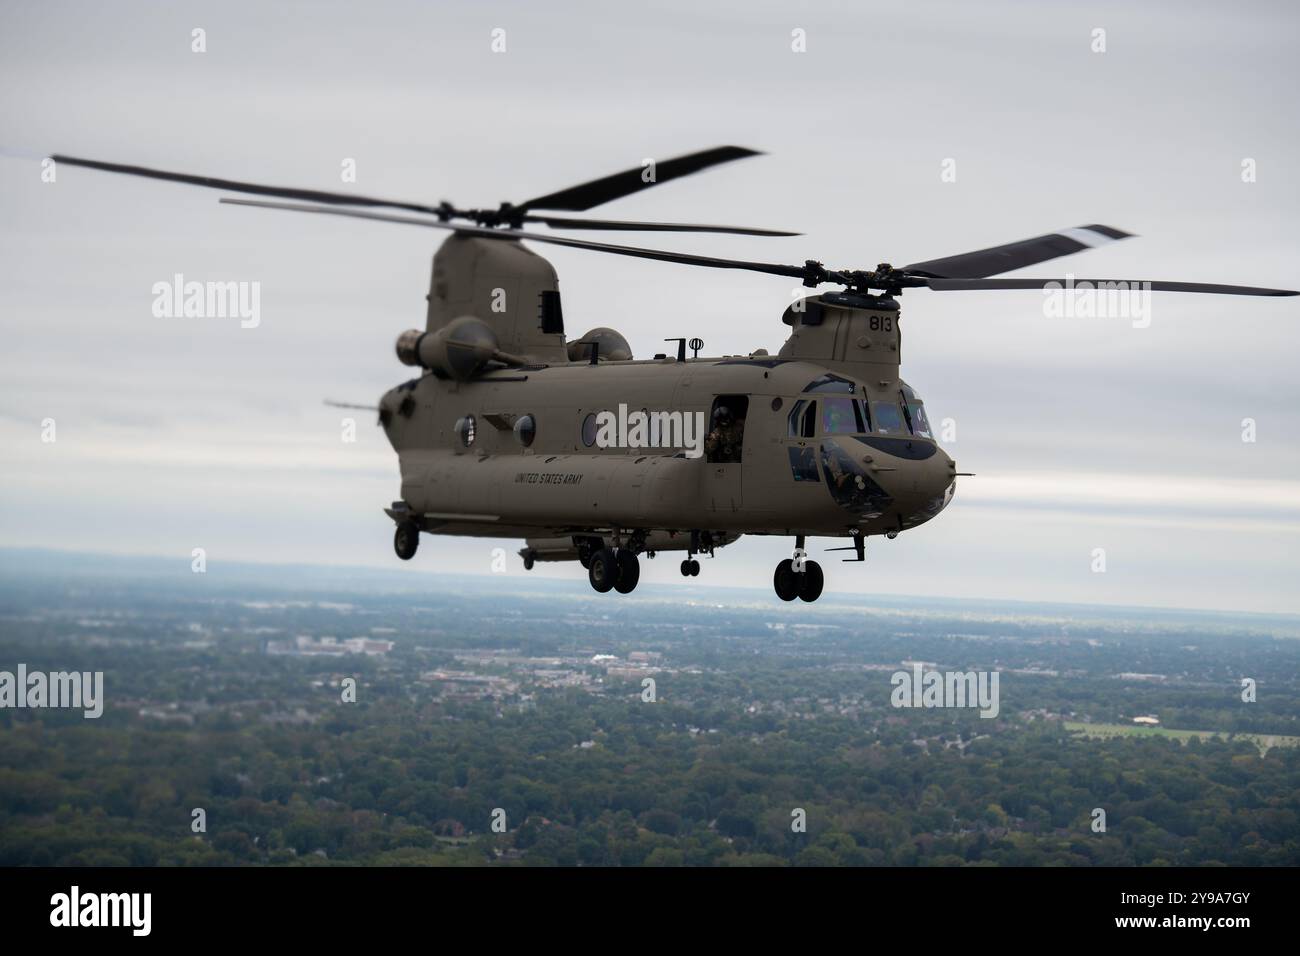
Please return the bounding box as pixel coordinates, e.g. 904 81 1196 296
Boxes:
581 412 599 447
455 415 476 447
514 414 537 447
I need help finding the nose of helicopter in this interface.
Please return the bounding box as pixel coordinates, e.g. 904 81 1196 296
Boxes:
907 445 958 527
934 463 957 512
936 445 956 490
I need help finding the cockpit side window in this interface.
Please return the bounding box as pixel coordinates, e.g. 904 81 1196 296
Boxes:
788 399 817 438
787 400 806 437
906 402 933 438
900 384 934 439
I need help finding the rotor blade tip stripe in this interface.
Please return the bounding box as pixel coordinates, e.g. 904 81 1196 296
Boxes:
1079 224 1135 240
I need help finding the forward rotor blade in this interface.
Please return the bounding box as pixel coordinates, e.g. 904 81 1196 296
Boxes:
218 198 811 280
903 225 1134 279
55 151 792 235
920 277 1298 296
519 146 763 212
52 154 447 216
523 213 798 237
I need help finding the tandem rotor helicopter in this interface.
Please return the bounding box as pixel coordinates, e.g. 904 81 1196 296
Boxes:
56 147 1296 603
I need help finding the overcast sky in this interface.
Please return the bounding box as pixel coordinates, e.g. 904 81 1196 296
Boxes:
2 0 1298 613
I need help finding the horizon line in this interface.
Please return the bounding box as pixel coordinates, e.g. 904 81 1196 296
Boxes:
1 543 1297 624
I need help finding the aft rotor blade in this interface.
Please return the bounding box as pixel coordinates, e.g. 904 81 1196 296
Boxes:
519 146 763 212
920 277 1298 296
219 198 812 280
52 154 446 215
524 213 798 237
903 225 1134 279
217 199 1300 297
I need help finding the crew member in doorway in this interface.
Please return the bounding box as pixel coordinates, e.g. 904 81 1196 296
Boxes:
706 405 744 463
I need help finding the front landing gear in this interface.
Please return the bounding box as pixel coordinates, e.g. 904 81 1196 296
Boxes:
679 529 709 577
773 536 823 602
394 522 419 561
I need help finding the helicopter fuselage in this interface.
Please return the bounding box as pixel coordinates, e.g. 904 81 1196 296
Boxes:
379 351 956 543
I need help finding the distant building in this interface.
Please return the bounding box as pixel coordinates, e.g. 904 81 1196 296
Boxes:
1133 715 1160 725
1115 673 1167 682
265 635 394 657
420 670 517 700
606 666 659 680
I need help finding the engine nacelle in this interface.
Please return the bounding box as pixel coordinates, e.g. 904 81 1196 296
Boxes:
567 326 632 363
395 316 502 380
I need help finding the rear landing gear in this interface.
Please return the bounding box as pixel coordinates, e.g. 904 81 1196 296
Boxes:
394 522 419 561
588 547 618 592
680 559 700 577
589 547 641 594
773 536 823 602
615 550 640 593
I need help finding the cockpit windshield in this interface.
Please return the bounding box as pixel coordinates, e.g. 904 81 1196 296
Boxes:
792 382 934 440
821 397 866 434
803 373 857 394
871 401 906 435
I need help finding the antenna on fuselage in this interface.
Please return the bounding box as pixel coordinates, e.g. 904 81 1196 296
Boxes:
663 338 687 362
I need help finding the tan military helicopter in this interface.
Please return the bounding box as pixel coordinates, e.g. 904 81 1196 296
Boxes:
56 148 1297 602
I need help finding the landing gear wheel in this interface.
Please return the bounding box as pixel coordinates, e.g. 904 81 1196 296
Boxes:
688 559 700 576
773 559 799 601
523 554 535 571
798 560 824 602
588 547 618 593
614 551 641 594
394 522 419 561
680 559 692 577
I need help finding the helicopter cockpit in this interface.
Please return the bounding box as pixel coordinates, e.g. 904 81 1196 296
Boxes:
786 376 935 442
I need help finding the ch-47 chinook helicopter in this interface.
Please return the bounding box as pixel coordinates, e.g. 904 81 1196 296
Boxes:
55 147 1297 603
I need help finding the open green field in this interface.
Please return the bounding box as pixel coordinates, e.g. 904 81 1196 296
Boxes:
1064 721 1300 755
